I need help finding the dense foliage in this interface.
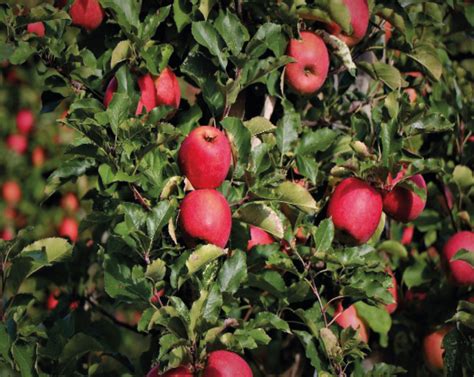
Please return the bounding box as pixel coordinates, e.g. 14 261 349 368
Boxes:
1 1 473 376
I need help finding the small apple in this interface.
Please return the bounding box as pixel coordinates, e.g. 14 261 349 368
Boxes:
2 181 21 205
16 109 34 134
58 217 79 242
385 270 398 314
46 290 60 310
383 173 427 223
327 0 370 46
146 365 192 377
0 228 14 241
69 300 80 311
7 134 28 154
61 192 80 212
443 231 474 285
401 225 414 245
136 73 158 115
154 67 181 110
70 0 104 31
334 303 369 343
32 146 46 167
285 31 329 95
103 76 117 108
423 327 450 371
327 177 383 245
203 350 253 377
179 189 232 248
27 22 45 37
178 126 232 189
247 225 274 251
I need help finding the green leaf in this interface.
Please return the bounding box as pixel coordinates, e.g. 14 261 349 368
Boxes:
451 249 474 267
250 312 290 333
214 10 249 55
59 334 103 366
101 0 140 32
173 0 192 33
146 201 175 241
402 257 431 289
275 181 319 215
297 128 339 155
314 218 334 253
221 117 251 166
186 244 226 275
377 240 408 259
408 46 443 81
233 203 284 239
12 342 35 377
405 113 454 136
146 259 167 282
244 116 276 136
276 108 299 156
248 270 286 297
9 42 36 65
107 92 131 134
296 155 318 184
0 324 11 360
354 302 392 346
111 40 132 68
358 62 403 90
139 6 171 42
453 165 474 189
294 330 323 370
191 21 227 69
218 250 247 294
246 23 287 58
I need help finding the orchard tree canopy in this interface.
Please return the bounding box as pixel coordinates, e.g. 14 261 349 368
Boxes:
0 0 473 376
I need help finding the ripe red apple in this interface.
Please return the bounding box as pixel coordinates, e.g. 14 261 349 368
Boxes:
27 22 45 37
46 290 60 310
103 76 117 107
32 146 46 167
70 0 104 30
58 217 79 242
443 231 474 285
401 225 414 245
202 350 252 377
327 177 383 245
334 303 369 343
154 67 181 109
285 31 329 95
146 365 192 377
178 126 232 189
247 225 274 251
136 73 158 115
7 134 28 154
61 192 80 212
2 181 21 205
0 228 14 241
179 189 232 248
383 174 427 223
423 327 450 371
385 270 398 314
16 109 34 134
327 0 370 46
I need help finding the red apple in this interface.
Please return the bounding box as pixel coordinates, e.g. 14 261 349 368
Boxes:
146 365 192 377
136 73 158 115
69 300 80 311
61 193 80 212
32 146 46 167
46 290 60 310
154 67 181 109
2 181 21 205
70 0 104 31
385 270 398 314
285 31 329 95
0 228 14 241
27 22 45 37
58 217 79 242
327 0 370 46
327 177 383 245
383 174 427 223
16 109 34 134
443 231 474 285
180 189 232 248
178 126 232 189
423 327 450 371
7 134 28 154
247 225 274 251
401 225 414 245
334 303 369 343
203 350 252 377
103 76 117 107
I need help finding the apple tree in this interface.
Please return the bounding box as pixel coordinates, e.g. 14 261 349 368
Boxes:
0 0 473 376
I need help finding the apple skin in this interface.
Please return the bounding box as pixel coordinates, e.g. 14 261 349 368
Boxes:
383 174 427 223
61 193 80 212
154 67 181 109
32 146 46 167
0 228 14 241
334 303 369 343
247 225 274 251
180 189 231 248
146 366 192 377
136 73 158 115
103 77 117 108
327 177 383 245
285 31 329 95
70 0 104 31
385 270 398 314
443 231 474 285
327 0 370 46
7 134 28 154
27 22 45 37
178 126 232 189
203 350 253 377
423 327 450 371
401 225 414 245
58 217 79 242
16 109 34 134
2 181 21 205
